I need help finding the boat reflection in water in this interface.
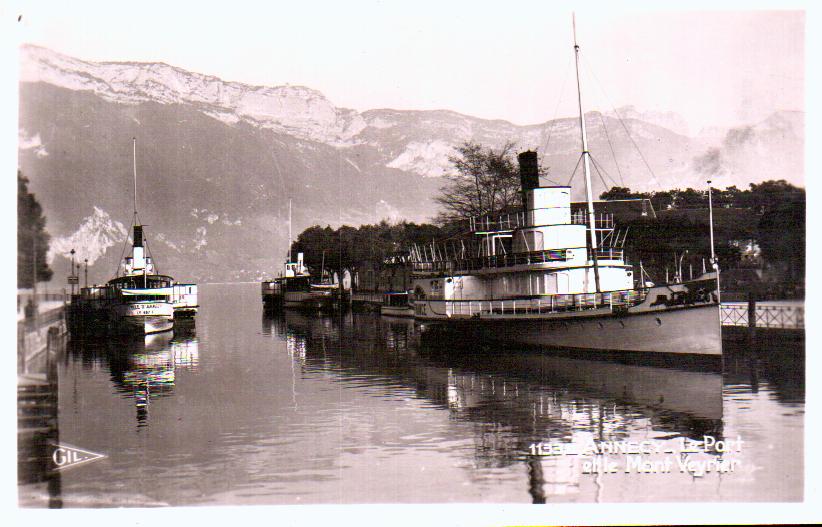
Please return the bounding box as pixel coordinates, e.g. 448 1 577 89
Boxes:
264 311 726 502
69 323 199 428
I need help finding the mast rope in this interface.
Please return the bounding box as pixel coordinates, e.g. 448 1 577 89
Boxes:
144 232 158 275
589 154 615 195
114 230 130 277
597 111 626 187
589 153 619 189
538 53 573 169
581 55 664 191
565 153 584 187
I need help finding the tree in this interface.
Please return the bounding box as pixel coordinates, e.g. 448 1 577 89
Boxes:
596 180 805 293
434 141 526 225
619 216 742 283
599 186 644 201
290 221 447 275
18 170 53 288
598 186 673 211
747 180 804 213
291 225 338 274
675 188 708 209
754 186 805 295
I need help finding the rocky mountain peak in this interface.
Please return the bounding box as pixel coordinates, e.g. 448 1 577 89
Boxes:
48 206 128 267
20 44 366 145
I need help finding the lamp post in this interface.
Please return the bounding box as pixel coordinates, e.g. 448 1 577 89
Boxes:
708 180 723 339
70 249 76 296
707 181 716 270
84 258 88 289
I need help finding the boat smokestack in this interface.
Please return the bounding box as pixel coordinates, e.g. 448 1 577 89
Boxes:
518 151 540 192
518 151 540 210
132 225 146 271
133 225 144 247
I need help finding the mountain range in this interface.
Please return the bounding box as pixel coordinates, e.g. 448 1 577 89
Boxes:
17 45 804 283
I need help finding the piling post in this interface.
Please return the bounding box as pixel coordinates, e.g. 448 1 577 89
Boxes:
747 291 757 349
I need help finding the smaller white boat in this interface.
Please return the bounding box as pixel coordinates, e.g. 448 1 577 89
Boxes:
171 283 199 318
261 277 284 309
380 291 414 318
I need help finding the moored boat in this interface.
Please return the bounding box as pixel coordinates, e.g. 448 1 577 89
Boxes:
102 138 196 335
380 291 414 318
171 283 199 318
262 252 338 311
261 198 339 312
67 285 108 331
409 21 721 357
261 278 284 310
106 225 175 335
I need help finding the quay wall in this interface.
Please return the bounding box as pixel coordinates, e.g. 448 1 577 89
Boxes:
18 297 67 505
18 304 68 375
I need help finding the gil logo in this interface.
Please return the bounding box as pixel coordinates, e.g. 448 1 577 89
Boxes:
50 444 106 471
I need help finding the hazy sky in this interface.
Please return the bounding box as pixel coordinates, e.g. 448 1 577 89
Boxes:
4 1 809 133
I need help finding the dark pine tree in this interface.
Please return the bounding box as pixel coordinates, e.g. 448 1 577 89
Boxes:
18 170 53 288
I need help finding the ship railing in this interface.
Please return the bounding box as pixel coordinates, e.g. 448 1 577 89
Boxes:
412 247 625 274
442 289 643 317
590 247 624 261
466 211 615 233
571 211 615 230
468 212 527 233
412 248 569 273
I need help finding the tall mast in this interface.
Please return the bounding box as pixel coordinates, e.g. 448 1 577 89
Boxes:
132 137 138 221
288 198 292 261
130 137 147 284
707 180 721 287
707 180 722 337
707 181 716 265
573 14 601 293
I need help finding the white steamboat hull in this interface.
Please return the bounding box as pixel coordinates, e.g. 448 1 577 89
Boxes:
416 302 721 356
111 302 174 335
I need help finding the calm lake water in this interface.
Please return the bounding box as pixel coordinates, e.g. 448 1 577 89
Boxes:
24 283 804 505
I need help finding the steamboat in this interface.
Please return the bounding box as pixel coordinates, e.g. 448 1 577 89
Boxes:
70 139 197 335
261 200 339 311
261 252 338 312
106 223 175 335
409 22 721 357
